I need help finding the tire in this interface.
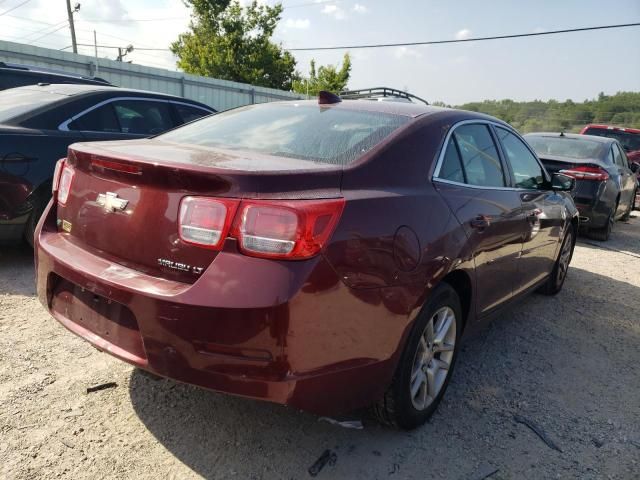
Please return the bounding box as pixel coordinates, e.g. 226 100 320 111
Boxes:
539 227 574 295
371 283 462 430
588 211 613 242
621 194 633 221
24 190 50 248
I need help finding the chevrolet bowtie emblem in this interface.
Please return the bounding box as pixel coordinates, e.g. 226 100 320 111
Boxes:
97 192 129 212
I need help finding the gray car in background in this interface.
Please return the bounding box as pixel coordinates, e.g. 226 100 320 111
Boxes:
525 132 638 241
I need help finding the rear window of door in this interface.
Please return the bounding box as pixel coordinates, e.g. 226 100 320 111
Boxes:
68 103 120 132
495 127 546 189
174 103 211 124
438 124 505 187
612 143 628 168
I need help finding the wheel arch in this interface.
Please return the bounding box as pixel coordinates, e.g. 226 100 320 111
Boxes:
440 269 472 332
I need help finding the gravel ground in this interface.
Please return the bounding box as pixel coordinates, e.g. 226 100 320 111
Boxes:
1 214 639 480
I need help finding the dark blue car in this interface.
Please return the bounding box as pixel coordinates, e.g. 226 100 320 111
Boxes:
0 83 214 245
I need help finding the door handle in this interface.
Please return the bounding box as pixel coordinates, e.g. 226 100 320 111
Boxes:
470 215 490 230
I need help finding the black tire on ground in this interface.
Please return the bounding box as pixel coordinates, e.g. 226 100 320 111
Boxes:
371 283 462 430
24 191 50 248
588 209 614 242
539 226 575 295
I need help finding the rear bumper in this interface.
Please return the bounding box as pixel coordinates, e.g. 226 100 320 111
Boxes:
35 201 411 415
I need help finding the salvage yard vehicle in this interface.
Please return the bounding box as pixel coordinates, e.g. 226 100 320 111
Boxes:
0 83 215 246
0 62 111 90
525 132 638 241
580 124 640 210
35 91 579 429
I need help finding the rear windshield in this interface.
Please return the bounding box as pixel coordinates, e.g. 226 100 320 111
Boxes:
158 103 410 165
0 88 65 123
526 136 604 160
583 128 640 152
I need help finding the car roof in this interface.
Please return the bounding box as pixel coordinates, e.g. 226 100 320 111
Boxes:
269 99 501 122
12 83 204 102
525 132 617 145
8 83 214 111
583 124 640 135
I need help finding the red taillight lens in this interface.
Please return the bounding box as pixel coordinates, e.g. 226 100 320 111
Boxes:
57 163 75 206
178 197 240 249
232 199 345 259
560 166 609 181
52 158 66 194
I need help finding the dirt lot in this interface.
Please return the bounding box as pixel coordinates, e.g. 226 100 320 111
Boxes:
1 215 639 480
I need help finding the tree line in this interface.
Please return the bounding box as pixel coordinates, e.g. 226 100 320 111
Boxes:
445 92 640 133
171 1 639 133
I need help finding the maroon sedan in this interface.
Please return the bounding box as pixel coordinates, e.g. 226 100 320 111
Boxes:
35 94 578 429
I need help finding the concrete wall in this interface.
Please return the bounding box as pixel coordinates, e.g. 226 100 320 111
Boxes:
0 40 304 110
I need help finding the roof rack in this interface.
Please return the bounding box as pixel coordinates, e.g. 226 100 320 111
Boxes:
339 87 429 106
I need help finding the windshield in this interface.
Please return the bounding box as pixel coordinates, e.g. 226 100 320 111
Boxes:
583 128 640 152
526 136 604 160
158 103 410 165
0 88 66 123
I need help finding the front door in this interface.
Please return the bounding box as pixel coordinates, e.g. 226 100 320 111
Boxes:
493 126 566 292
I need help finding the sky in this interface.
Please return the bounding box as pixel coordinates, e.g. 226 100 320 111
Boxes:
1 0 639 104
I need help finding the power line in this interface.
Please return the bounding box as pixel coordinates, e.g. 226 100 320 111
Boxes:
30 22 69 43
287 22 640 51
0 0 33 17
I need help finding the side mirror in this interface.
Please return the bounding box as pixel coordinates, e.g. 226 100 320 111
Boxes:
630 162 639 173
551 173 575 192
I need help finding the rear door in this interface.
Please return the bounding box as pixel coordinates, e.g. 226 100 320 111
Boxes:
494 127 564 292
612 142 635 213
434 122 524 315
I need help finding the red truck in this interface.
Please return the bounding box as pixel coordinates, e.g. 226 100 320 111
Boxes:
580 124 640 209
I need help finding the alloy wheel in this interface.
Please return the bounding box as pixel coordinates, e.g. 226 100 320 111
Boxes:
409 306 457 411
556 230 573 286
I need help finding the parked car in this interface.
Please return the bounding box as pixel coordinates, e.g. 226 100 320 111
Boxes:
580 124 640 209
0 62 111 90
525 132 638 241
0 83 215 245
35 92 578 429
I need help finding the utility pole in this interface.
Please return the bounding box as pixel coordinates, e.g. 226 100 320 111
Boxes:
93 30 99 75
66 0 79 54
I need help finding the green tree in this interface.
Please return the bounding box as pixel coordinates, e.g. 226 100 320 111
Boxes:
292 54 352 96
171 0 298 90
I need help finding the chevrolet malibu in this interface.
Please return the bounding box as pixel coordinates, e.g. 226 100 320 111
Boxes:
35 93 578 429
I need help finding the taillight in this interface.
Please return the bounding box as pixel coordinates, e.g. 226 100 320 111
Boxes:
56 163 75 206
231 199 345 259
560 166 609 181
178 197 240 249
52 158 66 194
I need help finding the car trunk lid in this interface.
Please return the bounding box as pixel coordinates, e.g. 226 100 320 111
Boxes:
539 154 607 206
58 140 343 283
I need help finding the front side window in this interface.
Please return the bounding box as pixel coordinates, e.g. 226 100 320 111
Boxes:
496 127 545 189
112 100 173 135
158 103 409 166
452 124 505 187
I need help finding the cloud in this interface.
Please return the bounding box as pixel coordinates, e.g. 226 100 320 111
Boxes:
322 4 346 20
394 46 422 59
284 18 310 29
455 28 472 40
353 3 368 13
79 0 129 22
533 26 546 33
